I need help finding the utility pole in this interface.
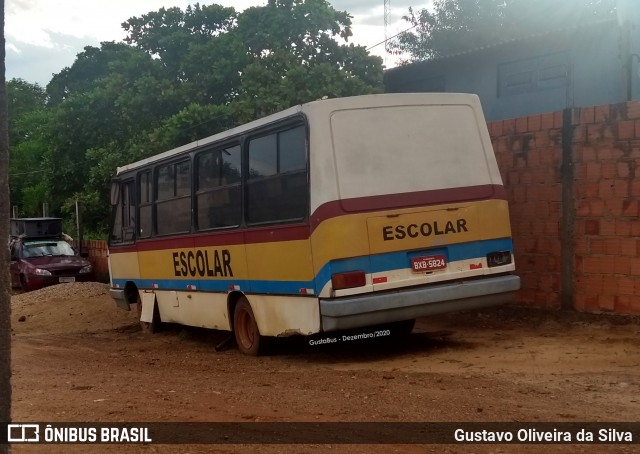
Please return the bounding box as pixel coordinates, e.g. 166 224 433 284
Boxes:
0 0 13 448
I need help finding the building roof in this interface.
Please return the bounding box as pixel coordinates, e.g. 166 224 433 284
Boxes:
385 18 617 73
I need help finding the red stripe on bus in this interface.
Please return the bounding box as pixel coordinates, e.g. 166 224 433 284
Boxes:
108 244 137 253
243 224 310 244
110 224 310 252
310 184 506 231
193 231 244 248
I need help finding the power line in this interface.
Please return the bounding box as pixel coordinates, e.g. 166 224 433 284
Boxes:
366 24 418 52
9 169 48 177
9 157 92 177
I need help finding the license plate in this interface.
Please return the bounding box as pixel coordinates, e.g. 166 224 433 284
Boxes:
59 277 76 283
411 255 447 272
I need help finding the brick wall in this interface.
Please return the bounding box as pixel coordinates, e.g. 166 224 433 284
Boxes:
490 112 564 310
572 103 640 314
489 101 640 315
73 240 109 283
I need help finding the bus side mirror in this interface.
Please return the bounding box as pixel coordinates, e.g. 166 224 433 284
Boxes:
110 181 120 206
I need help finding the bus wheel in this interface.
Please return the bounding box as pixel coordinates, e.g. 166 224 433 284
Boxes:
233 298 264 356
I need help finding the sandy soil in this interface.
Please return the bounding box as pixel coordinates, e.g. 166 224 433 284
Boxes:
8 282 640 453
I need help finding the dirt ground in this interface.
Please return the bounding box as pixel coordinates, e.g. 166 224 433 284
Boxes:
8 282 640 453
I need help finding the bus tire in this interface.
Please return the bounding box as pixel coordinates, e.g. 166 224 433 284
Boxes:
233 298 264 356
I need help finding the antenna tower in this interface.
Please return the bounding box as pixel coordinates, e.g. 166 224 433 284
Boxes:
384 0 391 57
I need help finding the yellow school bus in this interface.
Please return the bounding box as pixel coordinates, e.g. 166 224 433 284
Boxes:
108 93 520 355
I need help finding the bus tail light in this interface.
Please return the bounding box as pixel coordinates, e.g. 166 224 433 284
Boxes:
331 271 366 290
487 251 512 268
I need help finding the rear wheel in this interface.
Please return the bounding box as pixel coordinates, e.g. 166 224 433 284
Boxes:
233 298 265 356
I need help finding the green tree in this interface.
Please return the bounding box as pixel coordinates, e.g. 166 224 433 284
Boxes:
122 3 239 82
233 0 382 119
9 109 53 215
6 79 48 214
7 78 46 145
39 44 187 230
47 42 156 105
235 0 352 60
390 0 617 62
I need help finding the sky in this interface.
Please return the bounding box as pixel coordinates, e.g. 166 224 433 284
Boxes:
5 0 429 87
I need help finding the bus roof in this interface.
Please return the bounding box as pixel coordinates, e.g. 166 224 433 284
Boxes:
115 93 483 175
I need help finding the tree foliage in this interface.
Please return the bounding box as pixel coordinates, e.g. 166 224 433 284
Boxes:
7 79 46 143
8 0 383 235
6 80 48 214
389 0 617 62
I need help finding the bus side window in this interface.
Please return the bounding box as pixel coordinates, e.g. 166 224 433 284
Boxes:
155 160 192 235
111 180 135 244
111 189 123 243
247 125 308 224
278 126 308 218
196 145 242 230
122 181 136 242
139 171 152 238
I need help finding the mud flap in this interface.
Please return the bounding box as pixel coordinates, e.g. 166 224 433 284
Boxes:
140 291 156 323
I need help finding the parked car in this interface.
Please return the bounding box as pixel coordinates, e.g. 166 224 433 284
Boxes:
8 218 94 292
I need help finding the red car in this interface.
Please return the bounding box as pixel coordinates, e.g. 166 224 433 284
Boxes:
9 237 94 292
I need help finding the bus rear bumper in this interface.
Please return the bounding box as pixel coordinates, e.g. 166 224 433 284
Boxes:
319 274 520 332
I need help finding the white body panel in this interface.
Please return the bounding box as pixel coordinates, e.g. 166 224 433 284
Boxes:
146 290 319 336
304 93 502 214
153 290 231 331
246 295 321 337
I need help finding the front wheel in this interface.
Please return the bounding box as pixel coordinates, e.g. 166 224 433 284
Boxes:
233 298 265 356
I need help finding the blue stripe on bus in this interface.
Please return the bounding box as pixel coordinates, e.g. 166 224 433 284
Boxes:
113 238 513 295
111 278 316 294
